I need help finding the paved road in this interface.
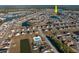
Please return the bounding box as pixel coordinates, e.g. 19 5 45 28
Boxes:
38 28 59 53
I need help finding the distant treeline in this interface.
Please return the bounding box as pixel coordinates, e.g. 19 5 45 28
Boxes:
0 5 79 10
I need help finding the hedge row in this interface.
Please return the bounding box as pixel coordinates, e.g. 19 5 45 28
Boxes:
51 36 76 53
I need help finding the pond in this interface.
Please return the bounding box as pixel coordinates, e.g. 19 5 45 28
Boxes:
50 16 60 20
22 21 31 27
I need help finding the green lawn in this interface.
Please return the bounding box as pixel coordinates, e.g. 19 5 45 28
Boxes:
20 39 31 53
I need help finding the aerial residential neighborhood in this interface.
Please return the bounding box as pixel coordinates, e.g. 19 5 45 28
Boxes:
0 5 79 53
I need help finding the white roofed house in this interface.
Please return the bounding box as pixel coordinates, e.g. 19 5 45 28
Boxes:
76 20 79 28
0 17 6 21
53 20 60 29
58 21 65 30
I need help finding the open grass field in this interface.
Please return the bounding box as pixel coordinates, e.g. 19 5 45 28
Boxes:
20 39 31 53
